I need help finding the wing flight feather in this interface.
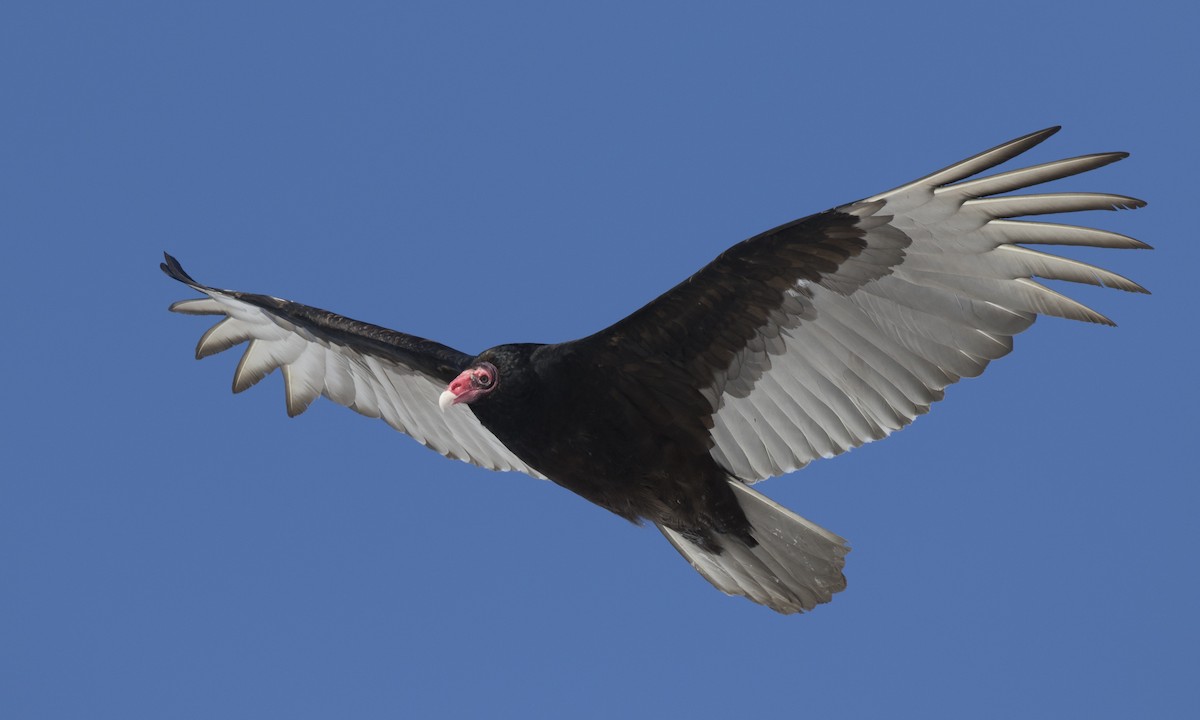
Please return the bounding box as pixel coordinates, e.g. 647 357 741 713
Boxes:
161 255 545 478
573 128 1147 482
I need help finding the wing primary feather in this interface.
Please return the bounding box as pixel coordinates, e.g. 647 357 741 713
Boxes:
964 193 1146 217
937 153 1129 200
1012 278 1116 326
169 298 224 315
195 317 253 359
993 245 1149 293
282 347 325 417
232 340 273 393
161 253 200 286
870 126 1061 201
982 219 1150 249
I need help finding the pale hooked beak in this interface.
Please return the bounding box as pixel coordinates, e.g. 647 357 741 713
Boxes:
440 364 493 411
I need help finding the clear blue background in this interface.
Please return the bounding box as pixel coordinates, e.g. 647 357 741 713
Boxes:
2 2 1194 718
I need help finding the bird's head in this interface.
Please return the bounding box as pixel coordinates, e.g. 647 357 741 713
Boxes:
438 344 542 414
439 361 499 411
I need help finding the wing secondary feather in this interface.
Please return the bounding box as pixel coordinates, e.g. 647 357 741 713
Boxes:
161 254 546 478
570 128 1147 482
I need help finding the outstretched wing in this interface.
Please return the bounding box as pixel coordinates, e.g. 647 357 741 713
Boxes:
161 254 545 477
573 127 1148 482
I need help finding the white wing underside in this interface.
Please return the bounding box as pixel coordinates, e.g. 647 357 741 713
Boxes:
708 129 1147 482
168 131 1143 490
169 292 546 479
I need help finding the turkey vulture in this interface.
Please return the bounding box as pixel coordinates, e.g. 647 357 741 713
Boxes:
162 127 1147 614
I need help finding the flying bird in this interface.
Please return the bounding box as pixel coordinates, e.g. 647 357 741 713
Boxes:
162 127 1147 614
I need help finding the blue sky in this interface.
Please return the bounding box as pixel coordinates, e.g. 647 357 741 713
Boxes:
2 1 1195 718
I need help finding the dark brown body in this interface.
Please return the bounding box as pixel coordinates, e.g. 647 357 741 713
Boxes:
467 343 751 550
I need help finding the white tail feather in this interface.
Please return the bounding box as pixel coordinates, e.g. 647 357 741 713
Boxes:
659 481 849 614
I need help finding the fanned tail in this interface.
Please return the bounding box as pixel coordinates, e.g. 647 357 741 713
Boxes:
658 480 849 614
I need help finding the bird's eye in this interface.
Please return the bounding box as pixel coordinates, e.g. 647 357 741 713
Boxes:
474 370 493 388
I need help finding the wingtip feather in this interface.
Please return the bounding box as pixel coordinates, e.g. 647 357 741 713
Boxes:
1106 195 1147 211
870 126 1066 202
1026 125 1061 143
168 298 225 315
160 253 197 285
